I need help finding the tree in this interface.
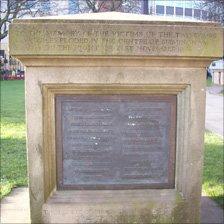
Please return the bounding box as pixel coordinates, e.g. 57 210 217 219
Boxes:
1 0 143 40
197 0 224 24
79 0 141 14
84 0 123 12
0 0 53 40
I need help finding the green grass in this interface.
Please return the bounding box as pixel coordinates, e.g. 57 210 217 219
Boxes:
203 131 224 208
0 80 27 198
206 77 213 87
0 81 223 208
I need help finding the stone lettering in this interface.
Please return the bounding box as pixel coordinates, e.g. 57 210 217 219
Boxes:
11 23 221 57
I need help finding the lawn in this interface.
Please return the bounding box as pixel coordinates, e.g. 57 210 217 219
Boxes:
203 131 224 207
0 80 223 207
0 80 27 198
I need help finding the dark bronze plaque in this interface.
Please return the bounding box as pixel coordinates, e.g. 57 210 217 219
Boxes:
56 95 176 190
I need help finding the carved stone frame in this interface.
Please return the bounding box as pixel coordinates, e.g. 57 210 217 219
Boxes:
42 84 190 201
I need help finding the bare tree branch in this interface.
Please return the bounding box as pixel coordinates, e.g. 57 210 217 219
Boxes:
1 0 143 40
196 0 224 24
0 0 55 40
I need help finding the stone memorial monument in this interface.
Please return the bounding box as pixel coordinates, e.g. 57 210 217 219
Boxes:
9 12 223 223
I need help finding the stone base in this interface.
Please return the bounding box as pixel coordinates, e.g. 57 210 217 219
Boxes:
42 189 187 223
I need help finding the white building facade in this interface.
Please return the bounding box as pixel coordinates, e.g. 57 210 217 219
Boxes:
209 59 224 85
148 0 209 20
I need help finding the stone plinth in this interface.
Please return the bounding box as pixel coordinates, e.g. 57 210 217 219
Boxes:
9 12 223 224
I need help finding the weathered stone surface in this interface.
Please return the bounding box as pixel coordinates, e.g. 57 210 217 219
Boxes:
9 12 223 58
42 189 187 224
9 11 223 224
25 66 205 224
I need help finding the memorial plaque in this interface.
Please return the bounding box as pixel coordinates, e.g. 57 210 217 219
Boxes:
56 95 176 190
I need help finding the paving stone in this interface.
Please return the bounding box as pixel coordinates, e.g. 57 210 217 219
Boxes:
205 91 224 137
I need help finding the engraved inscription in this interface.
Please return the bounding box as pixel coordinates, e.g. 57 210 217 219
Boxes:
56 95 176 189
11 23 221 57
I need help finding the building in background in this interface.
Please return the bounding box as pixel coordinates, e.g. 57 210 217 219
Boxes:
209 59 224 85
148 0 209 20
0 40 24 80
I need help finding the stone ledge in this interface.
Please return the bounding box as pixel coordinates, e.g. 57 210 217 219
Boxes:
42 189 186 223
9 13 223 58
14 57 215 68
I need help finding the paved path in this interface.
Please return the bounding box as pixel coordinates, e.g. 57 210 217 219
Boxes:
1 187 223 224
205 91 223 137
0 188 30 224
201 195 224 224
